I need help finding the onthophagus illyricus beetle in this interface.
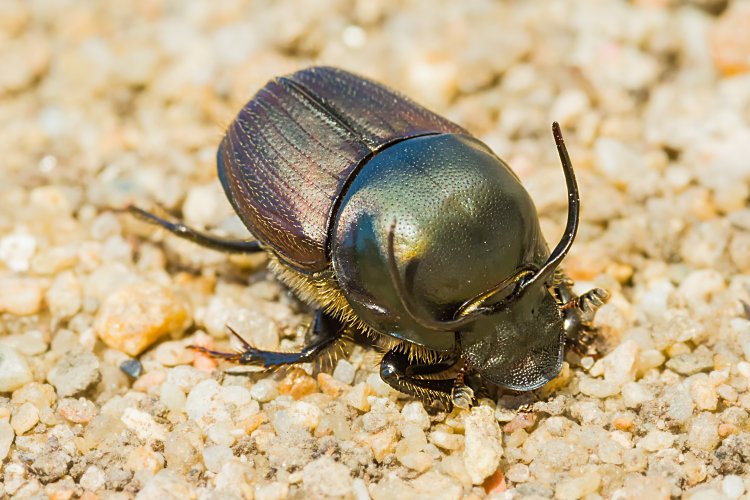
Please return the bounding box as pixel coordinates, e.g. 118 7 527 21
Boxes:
125 66 608 408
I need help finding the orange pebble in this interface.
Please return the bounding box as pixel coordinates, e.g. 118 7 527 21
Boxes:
132 371 166 392
317 373 350 397
240 412 267 434
279 368 318 399
193 351 218 372
482 467 507 495
502 413 537 433
613 416 634 431
711 3 750 76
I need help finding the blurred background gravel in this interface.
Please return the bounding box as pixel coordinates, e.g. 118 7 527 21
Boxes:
1 0 750 498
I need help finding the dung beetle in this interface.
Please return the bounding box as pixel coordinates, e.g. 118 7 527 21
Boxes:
126 66 608 408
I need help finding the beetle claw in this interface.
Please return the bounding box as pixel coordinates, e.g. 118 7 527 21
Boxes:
226 325 253 350
188 345 243 362
188 326 252 363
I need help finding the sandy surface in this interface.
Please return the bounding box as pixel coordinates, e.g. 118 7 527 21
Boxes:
2 0 750 498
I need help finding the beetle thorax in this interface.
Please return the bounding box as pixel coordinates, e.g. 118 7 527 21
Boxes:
330 134 549 350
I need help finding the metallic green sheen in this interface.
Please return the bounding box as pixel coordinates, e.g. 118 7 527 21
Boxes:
331 134 550 351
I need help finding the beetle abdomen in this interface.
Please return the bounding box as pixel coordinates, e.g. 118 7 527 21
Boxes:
218 66 466 273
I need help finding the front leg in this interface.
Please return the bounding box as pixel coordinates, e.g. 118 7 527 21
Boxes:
379 348 474 409
193 310 345 368
554 278 609 356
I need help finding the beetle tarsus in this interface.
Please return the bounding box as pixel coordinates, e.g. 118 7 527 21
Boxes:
451 367 474 409
559 286 610 357
576 288 610 323
121 204 263 254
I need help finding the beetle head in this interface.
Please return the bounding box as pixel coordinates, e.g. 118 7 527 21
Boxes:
458 281 565 390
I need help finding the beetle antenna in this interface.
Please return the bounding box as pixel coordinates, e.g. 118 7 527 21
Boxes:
516 122 580 292
387 220 481 331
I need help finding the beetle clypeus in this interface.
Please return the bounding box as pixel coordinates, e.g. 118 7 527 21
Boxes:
126 66 608 408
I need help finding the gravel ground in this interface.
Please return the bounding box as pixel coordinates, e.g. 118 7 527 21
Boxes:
2 0 750 498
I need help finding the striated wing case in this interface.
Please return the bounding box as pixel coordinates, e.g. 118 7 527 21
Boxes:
218 66 467 273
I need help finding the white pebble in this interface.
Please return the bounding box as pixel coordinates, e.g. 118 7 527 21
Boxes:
250 378 279 402
0 329 47 357
182 183 226 227
10 402 39 435
80 465 106 491
690 376 718 411
302 456 353 497
589 339 639 387
185 379 222 423
215 460 254 498
594 137 646 186
0 345 33 392
549 89 590 127
429 430 464 451
0 421 14 460
722 475 745 499
121 407 167 442
46 350 101 398
0 277 44 316
555 470 601 500
0 232 36 272
153 340 194 366
165 365 208 393
579 377 619 398
397 450 432 472
401 401 430 430
343 382 372 412
159 382 186 414
622 382 653 408
638 430 675 452
678 269 726 308
687 413 720 452
137 469 195 499
463 406 503 484
271 401 322 433
637 279 675 320
366 372 394 398
332 359 356 385
207 421 235 447
290 401 322 430
202 445 233 474
506 463 530 483
45 271 81 318
352 478 370 500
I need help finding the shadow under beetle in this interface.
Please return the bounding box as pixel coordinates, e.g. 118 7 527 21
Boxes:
126 66 609 408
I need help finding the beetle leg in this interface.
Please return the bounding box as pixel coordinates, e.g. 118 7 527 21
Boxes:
120 205 262 254
193 310 345 368
379 349 474 408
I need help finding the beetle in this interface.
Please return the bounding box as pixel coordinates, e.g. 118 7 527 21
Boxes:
126 66 608 408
